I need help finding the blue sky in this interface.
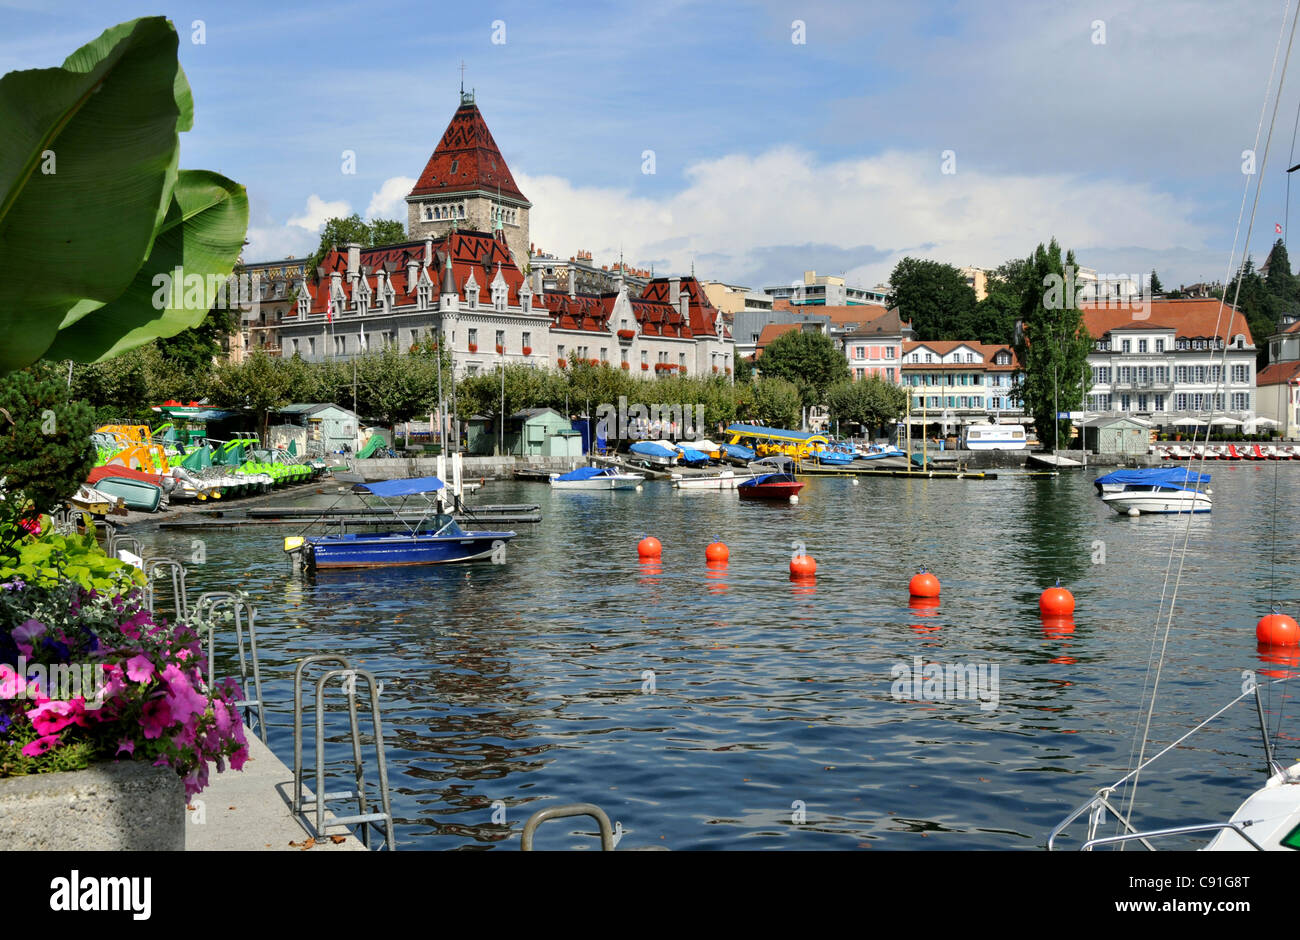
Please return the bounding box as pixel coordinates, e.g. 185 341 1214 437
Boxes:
5 0 1300 291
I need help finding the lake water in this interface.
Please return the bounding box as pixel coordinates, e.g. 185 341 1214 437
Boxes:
135 462 1300 850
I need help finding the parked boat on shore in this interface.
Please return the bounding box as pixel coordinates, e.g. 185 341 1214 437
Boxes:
671 469 757 489
549 466 644 490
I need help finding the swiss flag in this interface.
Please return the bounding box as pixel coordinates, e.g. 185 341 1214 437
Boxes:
1277 223 1284 234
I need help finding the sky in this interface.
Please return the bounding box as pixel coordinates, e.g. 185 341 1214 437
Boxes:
6 0 1300 292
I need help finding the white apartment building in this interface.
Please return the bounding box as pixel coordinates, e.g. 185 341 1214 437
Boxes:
1081 299 1256 420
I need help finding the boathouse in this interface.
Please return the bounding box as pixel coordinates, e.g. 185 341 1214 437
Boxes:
1086 416 1151 456
273 403 364 455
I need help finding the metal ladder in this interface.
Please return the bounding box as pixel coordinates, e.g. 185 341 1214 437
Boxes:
190 591 267 743
141 556 189 621
292 655 395 850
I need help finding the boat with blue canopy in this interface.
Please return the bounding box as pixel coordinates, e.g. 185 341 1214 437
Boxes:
628 441 678 466
549 466 644 490
1094 467 1211 494
674 445 710 465
719 442 756 464
283 476 515 570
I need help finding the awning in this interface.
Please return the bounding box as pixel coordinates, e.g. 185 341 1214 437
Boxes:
356 476 445 497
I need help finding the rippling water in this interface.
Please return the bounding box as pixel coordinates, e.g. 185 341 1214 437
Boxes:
136 462 1300 850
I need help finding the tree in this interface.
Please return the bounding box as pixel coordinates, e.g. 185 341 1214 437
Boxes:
734 355 754 383
0 364 94 540
369 219 407 245
739 378 802 429
352 346 440 445
309 215 409 275
755 330 849 408
207 350 299 439
824 377 908 436
154 305 233 376
885 258 978 341
1013 239 1092 449
1225 257 1272 367
1149 269 1164 295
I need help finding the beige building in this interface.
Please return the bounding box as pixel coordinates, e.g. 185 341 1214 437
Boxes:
959 266 988 301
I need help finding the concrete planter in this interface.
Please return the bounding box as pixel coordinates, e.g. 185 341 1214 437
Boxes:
0 760 185 850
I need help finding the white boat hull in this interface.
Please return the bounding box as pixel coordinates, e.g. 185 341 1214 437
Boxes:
549 474 643 490
672 470 756 489
1203 762 1300 850
1101 490 1211 514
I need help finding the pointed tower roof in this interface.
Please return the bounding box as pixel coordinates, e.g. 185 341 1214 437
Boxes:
408 95 530 205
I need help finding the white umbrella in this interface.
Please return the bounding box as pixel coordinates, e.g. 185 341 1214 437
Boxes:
1209 417 1242 426
1173 418 1206 427
1244 417 1279 433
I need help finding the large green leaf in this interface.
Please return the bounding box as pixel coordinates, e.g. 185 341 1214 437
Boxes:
43 170 248 363
0 17 188 371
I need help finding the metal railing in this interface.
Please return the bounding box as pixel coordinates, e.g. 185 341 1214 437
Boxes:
1047 674 1296 851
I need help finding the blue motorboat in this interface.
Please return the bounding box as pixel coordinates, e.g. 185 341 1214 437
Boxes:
284 476 515 570
719 442 756 464
675 445 710 465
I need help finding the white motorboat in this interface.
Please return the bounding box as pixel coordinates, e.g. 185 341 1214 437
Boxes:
549 466 644 490
671 469 757 490
1101 484 1211 514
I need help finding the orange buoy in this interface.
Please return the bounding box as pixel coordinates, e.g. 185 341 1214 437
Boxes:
706 541 729 564
1256 612 1300 647
909 570 940 598
637 536 662 559
1039 581 1075 617
790 555 817 578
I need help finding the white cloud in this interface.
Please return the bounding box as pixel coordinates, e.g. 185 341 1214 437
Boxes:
519 146 1214 289
366 176 416 220
288 194 352 231
242 224 317 264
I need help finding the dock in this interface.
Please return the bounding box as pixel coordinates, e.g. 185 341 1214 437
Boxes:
159 503 543 530
186 726 366 851
794 462 1002 480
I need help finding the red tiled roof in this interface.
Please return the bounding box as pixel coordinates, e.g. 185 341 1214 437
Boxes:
290 231 526 318
1079 299 1254 345
755 323 801 351
1257 361 1300 386
408 100 529 203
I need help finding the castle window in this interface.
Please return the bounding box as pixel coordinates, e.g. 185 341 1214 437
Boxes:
450 159 459 175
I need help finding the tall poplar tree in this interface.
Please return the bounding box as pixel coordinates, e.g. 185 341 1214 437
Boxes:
1013 239 1092 449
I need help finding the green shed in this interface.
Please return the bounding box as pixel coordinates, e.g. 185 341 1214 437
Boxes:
1089 416 1151 456
507 408 578 457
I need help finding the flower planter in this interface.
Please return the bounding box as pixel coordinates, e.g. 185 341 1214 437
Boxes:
522 347 532 356
468 343 478 353
495 345 504 355
557 359 567 368
641 363 649 371
0 759 184 850
589 359 600 367
621 362 630 370
617 329 636 340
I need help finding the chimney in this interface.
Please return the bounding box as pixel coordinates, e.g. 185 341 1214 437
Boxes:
679 286 690 321
669 276 681 306
329 269 342 309
407 256 419 295
532 269 543 294
424 237 433 266
346 243 361 283
568 270 576 299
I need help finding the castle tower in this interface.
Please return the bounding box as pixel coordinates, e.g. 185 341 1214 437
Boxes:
406 90 531 265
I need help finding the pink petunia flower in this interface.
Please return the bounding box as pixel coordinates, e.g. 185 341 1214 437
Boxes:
115 738 135 756
21 733 61 757
125 654 155 683
12 619 45 657
141 697 173 739
161 664 207 725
